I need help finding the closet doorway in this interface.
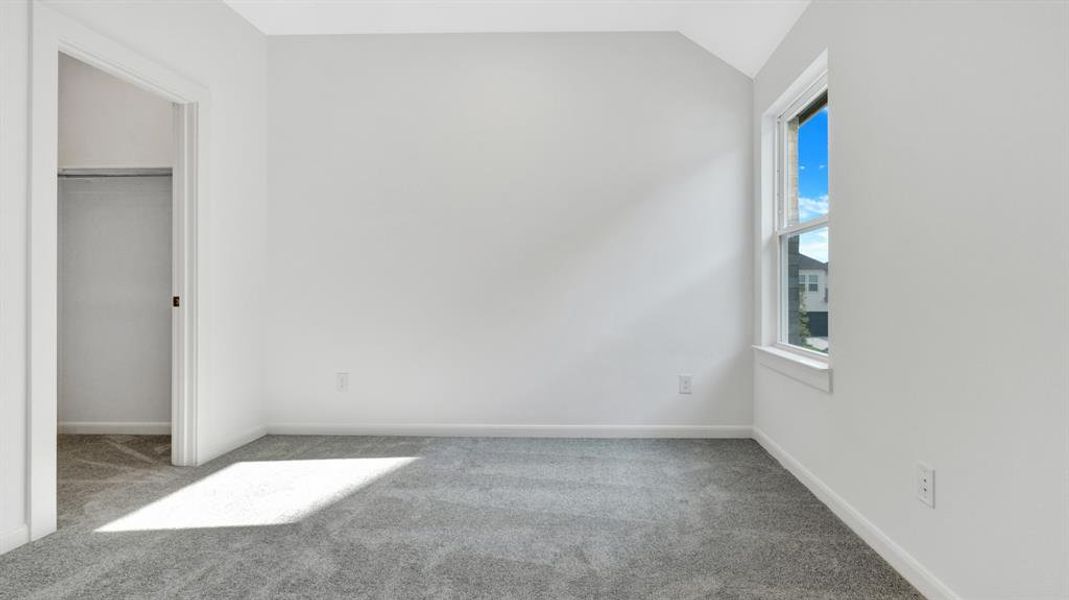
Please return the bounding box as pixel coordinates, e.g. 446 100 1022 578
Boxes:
28 3 207 541
55 55 176 530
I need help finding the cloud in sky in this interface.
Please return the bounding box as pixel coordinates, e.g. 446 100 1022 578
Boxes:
800 226 829 264
796 106 828 265
797 194 828 222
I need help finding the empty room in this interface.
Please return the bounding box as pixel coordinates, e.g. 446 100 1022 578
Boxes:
0 1 1066 599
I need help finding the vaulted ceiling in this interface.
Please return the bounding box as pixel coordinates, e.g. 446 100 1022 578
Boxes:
222 0 810 77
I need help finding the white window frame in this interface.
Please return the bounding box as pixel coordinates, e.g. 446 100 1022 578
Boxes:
773 74 829 359
753 51 831 392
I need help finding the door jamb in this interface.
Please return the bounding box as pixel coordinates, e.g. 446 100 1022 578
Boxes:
28 3 209 540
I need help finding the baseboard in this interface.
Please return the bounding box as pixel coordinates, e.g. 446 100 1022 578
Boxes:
752 427 960 600
12 420 957 597
267 423 754 439
0 524 29 555
196 425 268 466
58 421 170 435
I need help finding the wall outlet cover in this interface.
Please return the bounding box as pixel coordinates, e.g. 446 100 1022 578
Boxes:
678 374 693 395
915 462 934 508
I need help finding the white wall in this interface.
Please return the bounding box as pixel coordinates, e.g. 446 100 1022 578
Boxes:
59 53 173 169
59 176 172 429
40 0 270 461
57 55 174 431
0 0 31 555
0 0 269 552
753 2 1069 598
266 33 753 433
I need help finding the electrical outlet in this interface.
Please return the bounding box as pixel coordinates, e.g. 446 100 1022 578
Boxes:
678 374 693 395
336 372 350 392
915 462 934 508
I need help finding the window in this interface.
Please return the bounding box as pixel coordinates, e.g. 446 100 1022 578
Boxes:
776 83 829 355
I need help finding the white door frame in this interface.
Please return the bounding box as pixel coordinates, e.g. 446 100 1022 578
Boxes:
28 3 208 540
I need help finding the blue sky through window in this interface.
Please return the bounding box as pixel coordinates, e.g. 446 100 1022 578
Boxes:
797 106 828 262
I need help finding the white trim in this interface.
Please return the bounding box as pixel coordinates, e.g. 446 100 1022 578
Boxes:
756 50 831 356
773 75 828 234
772 341 829 364
28 0 61 544
774 80 830 348
267 423 754 439
753 428 960 600
754 345 832 392
198 426 268 464
778 214 829 238
58 167 172 177
28 3 208 544
170 101 200 468
57 422 171 435
0 525 30 555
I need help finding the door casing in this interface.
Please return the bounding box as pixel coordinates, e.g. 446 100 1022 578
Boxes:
28 2 209 541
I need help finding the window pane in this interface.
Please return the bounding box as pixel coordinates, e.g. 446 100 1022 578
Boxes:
786 100 828 226
784 227 829 353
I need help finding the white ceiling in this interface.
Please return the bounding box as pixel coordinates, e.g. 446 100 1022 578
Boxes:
222 0 810 77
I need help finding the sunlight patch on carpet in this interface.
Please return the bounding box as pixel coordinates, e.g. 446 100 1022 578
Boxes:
96 457 418 532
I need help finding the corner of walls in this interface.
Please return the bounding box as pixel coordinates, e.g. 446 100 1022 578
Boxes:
263 33 755 434
752 1 1069 598
753 427 959 600
0 525 29 555
196 423 268 466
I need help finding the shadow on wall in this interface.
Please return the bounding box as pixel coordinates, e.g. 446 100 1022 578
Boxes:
502 153 753 426
338 148 752 425
265 33 753 427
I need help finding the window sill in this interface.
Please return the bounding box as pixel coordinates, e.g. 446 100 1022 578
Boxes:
753 345 832 392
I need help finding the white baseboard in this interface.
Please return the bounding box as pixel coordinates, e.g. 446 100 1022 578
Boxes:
752 427 959 600
0 524 29 555
10 420 959 599
267 423 753 439
32 419 960 599
196 425 268 466
58 421 170 435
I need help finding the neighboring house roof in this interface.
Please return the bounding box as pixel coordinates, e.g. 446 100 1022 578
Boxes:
798 255 828 271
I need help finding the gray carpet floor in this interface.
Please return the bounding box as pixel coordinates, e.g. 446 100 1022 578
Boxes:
0 434 922 599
